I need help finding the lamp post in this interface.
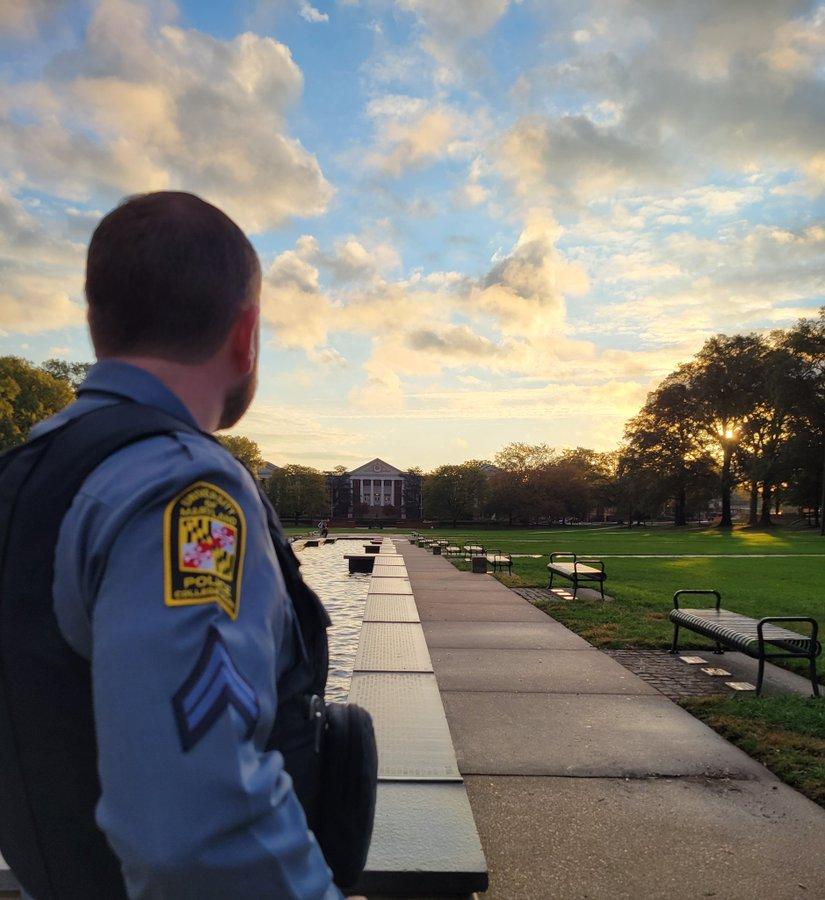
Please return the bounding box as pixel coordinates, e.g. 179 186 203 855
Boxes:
820 440 825 537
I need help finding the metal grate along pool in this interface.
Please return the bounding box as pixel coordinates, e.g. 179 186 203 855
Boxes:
296 539 369 701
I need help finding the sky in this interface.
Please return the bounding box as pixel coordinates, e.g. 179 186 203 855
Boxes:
1 0 823 470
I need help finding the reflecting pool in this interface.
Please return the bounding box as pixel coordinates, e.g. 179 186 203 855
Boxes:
297 539 369 701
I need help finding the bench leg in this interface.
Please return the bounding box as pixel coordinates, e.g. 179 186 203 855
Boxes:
548 571 554 590
756 657 765 697
572 579 578 600
669 624 679 654
810 656 820 699
714 642 725 655
599 579 605 601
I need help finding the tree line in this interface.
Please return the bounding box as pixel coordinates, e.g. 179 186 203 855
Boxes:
619 311 823 528
1 307 822 528
423 310 823 529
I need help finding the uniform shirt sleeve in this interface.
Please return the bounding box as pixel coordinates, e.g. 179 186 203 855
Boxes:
53 434 343 900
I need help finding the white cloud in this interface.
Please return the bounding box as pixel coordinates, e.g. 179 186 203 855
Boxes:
0 0 74 37
365 99 474 176
408 324 504 358
298 1 329 23
395 0 512 83
498 114 666 208
0 186 85 335
261 246 335 352
471 209 589 334
0 0 332 233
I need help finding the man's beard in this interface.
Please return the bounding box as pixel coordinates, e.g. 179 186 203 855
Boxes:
218 368 257 430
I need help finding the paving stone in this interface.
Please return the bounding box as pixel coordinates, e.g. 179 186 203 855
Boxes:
603 649 740 700
368 577 413 595
464 775 825 900
356 783 488 897
515 586 613 603
412 587 530 606
422 621 594 650
349 673 461 780
441 691 766 778
354 623 433 672
371 566 409 578
364 594 420 623
416 600 551 623
406 579 510 595
431 648 658 694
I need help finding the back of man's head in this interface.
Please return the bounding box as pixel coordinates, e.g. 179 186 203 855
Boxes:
86 192 261 364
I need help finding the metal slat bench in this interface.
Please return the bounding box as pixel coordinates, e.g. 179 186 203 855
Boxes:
668 590 821 697
547 552 606 599
485 550 512 574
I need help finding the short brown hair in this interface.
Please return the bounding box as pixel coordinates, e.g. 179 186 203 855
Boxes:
86 192 261 363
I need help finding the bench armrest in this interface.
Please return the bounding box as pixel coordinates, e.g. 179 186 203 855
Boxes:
577 558 604 574
550 551 577 564
673 589 721 610
757 616 819 654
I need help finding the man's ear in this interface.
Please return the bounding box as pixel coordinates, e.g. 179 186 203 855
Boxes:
230 305 259 375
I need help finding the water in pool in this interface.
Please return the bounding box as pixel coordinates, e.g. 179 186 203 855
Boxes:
296 539 369 702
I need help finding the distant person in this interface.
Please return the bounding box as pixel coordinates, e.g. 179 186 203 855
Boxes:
0 192 373 899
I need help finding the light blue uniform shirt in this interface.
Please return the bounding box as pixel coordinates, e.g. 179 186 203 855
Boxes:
34 361 342 900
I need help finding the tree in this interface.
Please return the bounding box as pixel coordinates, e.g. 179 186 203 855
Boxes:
40 359 92 392
423 461 489 526
736 343 798 526
217 435 263 473
680 334 768 527
623 377 717 526
553 448 614 522
779 308 825 532
0 357 74 451
613 448 663 526
489 443 559 524
266 464 328 523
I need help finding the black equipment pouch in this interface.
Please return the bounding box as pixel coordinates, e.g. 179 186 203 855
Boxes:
313 700 378 891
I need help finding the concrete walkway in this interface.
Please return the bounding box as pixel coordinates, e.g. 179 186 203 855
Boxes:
398 542 825 900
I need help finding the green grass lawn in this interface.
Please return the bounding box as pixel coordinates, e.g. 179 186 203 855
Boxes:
427 525 825 679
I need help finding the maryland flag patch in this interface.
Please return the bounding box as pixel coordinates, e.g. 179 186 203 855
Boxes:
163 482 246 620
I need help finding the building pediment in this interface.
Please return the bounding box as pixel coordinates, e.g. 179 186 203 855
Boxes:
349 458 405 477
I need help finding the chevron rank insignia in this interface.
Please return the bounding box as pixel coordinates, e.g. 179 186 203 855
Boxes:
164 481 246 619
172 627 260 752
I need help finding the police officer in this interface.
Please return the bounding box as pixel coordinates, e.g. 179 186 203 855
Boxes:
0 192 361 898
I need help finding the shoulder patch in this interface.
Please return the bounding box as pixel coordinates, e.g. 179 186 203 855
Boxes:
163 481 246 619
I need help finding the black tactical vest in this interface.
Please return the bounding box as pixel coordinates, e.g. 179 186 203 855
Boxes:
0 401 330 899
